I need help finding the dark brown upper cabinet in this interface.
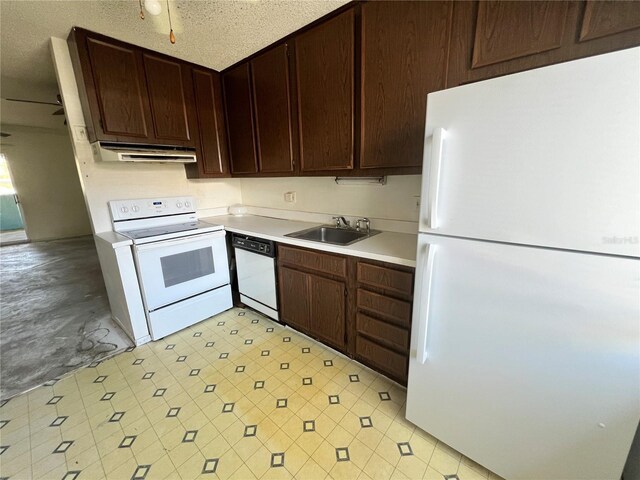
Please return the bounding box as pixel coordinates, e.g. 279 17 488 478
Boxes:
360 1 452 170
295 8 355 173
71 30 153 142
142 53 195 147
185 68 230 178
222 44 296 176
251 44 295 174
579 1 640 42
69 28 197 147
447 1 640 88
472 1 570 69
222 63 259 175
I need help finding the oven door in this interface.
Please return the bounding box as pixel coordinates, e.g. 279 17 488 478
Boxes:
134 230 229 311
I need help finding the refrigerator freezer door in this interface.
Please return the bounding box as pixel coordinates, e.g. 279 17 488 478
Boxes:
420 47 640 257
407 233 640 480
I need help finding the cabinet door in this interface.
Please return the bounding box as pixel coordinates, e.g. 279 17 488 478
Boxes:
223 63 259 174
142 53 194 146
251 44 295 174
188 68 229 177
447 1 640 88
360 1 451 169
309 273 346 349
85 37 152 140
471 1 570 68
579 0 640 41
295 9 354 172
278 266 310 332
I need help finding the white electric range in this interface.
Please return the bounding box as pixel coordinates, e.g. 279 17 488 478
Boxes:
109 196 232 340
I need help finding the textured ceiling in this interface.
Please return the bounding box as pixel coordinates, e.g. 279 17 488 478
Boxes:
0 0 348 105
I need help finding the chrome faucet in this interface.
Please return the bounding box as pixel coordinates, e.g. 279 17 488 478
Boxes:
356 218 371 234
332 216 351 229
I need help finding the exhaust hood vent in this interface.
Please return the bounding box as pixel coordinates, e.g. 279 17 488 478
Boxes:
91 142 197 164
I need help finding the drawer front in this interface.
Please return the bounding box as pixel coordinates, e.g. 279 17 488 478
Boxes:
356 335 408 382
356 312 409 351
357 288 411 327
278 245 347 278
357 262 414 297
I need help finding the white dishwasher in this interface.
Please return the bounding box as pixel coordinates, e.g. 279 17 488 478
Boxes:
231 234 279 321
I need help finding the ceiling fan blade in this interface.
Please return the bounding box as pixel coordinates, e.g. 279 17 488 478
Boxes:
52 108 65 116
4 97 60 106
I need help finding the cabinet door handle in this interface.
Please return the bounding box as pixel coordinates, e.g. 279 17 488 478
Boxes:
427 127 446 229
417 243 437 364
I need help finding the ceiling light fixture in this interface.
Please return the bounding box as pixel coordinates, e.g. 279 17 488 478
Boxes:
136 0 176 44
144 0 162 16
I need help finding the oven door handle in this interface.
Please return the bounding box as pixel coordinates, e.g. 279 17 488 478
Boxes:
135 229 226 251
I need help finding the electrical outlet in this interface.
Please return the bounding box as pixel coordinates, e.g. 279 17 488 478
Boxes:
72 125 88 142
284 192 297 203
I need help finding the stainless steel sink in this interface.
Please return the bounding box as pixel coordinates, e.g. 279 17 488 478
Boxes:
285 225 380 246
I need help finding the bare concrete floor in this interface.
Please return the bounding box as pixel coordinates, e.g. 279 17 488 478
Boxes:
0 235 132 399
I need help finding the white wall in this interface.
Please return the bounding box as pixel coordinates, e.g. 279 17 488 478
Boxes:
50 38 242 234
0 124 92 241
75 160 242 234
241 175 422 222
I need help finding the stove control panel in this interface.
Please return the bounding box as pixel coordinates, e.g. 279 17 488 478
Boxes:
232 234 275 258
109 196 197 221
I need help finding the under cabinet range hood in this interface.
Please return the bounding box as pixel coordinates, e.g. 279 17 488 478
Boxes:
91 142 197 163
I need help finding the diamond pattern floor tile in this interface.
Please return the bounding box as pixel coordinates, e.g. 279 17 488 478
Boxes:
0 307 502 480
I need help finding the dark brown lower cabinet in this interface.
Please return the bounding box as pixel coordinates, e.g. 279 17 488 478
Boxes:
278 259 347 351
308 274 346 349
279 266 310 332
354 261 414 384
277 244 414 384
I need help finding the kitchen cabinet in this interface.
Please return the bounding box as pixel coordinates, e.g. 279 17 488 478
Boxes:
251 44 296 174
360 1 451 170
141 53 195 147
69 28 196 147
308 274 346 348
185 68 230 178
222 63 258 174
276 244 414 384
295 9 355 173
222 45 296 176
354 261 414 384
279 266 310 332
278 245 347 350
69 29 152 143
447 1 640 88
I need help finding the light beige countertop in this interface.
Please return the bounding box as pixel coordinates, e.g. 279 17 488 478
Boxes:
202 214 418 268
94 230 133 249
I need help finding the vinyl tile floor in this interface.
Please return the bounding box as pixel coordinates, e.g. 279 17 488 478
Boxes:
0 307 503 480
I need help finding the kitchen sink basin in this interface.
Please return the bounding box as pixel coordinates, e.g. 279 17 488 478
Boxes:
285 225 380 246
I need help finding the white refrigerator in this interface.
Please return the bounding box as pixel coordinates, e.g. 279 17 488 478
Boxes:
406 47 640 480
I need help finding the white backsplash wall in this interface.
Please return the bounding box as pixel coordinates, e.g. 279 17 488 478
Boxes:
51 37 242 234
77 162 242 233
240 175 422 223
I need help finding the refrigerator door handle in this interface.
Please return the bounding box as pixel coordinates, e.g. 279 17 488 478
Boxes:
427 128 446 229
417 244 437 364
